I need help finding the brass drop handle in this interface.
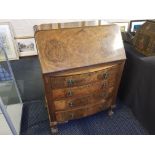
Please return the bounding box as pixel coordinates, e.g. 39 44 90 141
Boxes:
69 102 74 107
102 82 107 88
66 90 73 97
102 72 109 80
67 79 75 86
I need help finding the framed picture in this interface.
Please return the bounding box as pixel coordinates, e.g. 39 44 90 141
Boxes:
115 22 129 32
0 23 19 61
16 37 38 57
129 20 146 33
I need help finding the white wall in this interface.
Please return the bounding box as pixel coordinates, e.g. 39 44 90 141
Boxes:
0 19 130 37
0 19 94 37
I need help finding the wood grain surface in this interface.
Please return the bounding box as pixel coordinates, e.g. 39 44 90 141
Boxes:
34 24 125 74
55 99 113 122
50 63 120 89
53 87 114 111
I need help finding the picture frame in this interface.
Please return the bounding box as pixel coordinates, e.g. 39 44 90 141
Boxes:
0 23 19 61
114 22 129 32
16 37 38 57
129 20 147 33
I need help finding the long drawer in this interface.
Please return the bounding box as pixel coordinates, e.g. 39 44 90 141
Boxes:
53 87 114 111
55 99 113 122
51 63 120 89
52 77 116 100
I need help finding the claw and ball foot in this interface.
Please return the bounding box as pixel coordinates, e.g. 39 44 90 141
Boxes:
51 127 58 134
108 109 114 116
108 104 115 116
50 122 58 134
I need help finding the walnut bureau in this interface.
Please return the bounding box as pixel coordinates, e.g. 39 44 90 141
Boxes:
34 23 126 134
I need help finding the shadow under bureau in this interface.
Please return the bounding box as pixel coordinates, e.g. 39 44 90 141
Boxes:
34 23 126 133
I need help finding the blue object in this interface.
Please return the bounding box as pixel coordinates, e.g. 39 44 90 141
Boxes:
133 25 142 31
20 100 148 135
0 64 12 81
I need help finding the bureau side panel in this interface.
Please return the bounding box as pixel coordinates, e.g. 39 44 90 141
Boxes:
43 74 57 123
110 60 125 106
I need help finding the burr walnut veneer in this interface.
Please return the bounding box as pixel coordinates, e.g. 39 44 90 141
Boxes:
34 23 126 133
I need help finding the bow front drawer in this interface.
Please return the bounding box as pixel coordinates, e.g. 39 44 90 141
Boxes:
52 80 115 100
55 99 113 122
53 87 114 111
51 64 120 89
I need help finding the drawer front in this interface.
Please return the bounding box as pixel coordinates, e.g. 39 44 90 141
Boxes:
51 64 120 89
54 87 114 111
52 78 115 100
86 99 112 116
55 99 112 122
55 108 86 122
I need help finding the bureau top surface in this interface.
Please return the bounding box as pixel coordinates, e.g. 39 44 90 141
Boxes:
34 24 126 74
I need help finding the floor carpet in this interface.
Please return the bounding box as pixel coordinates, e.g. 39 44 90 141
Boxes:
20 100 148 135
